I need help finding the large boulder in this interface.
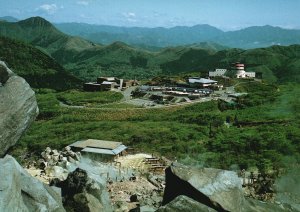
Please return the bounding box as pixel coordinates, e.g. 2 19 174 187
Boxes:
52 168 113 212
157 195 217 212
0 155 65 212
0 61 38 157
162 162 291 212
162 162 244 211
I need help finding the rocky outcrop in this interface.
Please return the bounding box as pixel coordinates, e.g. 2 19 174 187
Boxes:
0 61 38 157
52 168 113 212
0 61 65 211
162 162 243 211
157 195 217 212
162 162 292 212
0 155 65 212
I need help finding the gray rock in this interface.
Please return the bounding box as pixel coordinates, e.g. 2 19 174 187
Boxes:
157 195 217 212
52 168 113 212
140 205 156 212
0 61 13 84
162 163 292 212
0 155 65 212
162 162 244 211
73 192 103 212
0 61 38 157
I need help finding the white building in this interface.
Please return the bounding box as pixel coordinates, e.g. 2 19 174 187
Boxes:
232 63 255 78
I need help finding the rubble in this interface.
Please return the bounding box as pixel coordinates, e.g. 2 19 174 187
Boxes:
107 175 164 210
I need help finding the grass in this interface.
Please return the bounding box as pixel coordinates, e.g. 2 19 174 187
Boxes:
12 83 300 172
56 90 123 106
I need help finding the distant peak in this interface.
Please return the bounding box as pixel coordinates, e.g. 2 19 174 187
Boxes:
18 16 53 28
0 16 18 22
110 41 130 48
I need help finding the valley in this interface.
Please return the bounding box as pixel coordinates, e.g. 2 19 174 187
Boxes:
0 13 300 212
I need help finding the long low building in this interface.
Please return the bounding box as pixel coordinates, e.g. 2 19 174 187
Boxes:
69 139 127 161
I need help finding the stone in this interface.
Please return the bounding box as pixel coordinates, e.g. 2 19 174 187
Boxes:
52 168 113 212
73 192 103 212
0 155 65 212
67 156 76 163
52 149 59 156
65 146 71 151
45 166 68 181
157 195 217 212
0 61 38 157
0 61 13 84
162 163 293 212
140 205 156 212
162 162 244 211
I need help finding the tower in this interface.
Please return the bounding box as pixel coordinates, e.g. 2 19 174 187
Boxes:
231 62 246 78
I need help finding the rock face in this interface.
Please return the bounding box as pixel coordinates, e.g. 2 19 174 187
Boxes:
0 61 65 211
0 155 65 212
52 168 112 212
162 162 243 211
162 162 291 212
0 61 38 157
157 195 217 212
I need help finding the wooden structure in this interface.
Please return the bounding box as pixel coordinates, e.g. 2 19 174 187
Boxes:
69 139 127 161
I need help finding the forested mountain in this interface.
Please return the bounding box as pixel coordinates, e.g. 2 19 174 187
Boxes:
0 36 82 90
1 17 300 83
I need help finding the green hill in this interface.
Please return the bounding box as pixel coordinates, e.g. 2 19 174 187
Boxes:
1 17 300 83
0 17 99 57
0 36 82 90
158 45 300 83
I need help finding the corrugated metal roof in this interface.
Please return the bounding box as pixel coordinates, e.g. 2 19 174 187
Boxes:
189 78 217 84
102 81 115 85
81 145 127 155
81 147 115 155
70 139 122 150
112 145 127 155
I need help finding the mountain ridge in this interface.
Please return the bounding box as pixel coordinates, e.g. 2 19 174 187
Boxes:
55 22 300 49
1 16 300 84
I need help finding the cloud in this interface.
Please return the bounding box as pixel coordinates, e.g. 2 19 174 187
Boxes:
77 1 89 6
36 4 58 15
122 12 137 22
122 12 136 18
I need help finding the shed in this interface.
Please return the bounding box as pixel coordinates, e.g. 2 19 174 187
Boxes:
188 77 218 88
69 139 127 161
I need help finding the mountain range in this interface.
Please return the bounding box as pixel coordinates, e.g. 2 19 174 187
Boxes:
55 22 300 49
0 16 299 86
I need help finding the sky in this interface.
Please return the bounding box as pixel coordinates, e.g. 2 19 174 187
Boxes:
0 0 300 30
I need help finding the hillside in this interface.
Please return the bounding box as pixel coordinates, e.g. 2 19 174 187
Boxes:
0 36 82 90
1 17 300 83
0 17 99 56
55 22 300 49
159 45 300 83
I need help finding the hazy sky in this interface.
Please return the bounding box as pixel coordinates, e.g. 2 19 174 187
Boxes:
1 0 300 30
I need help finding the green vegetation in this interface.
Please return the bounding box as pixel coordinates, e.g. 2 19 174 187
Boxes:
56 90 123 106
12 82 300 174
1 17 299 174
0 36 82 90
1 17 300 84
